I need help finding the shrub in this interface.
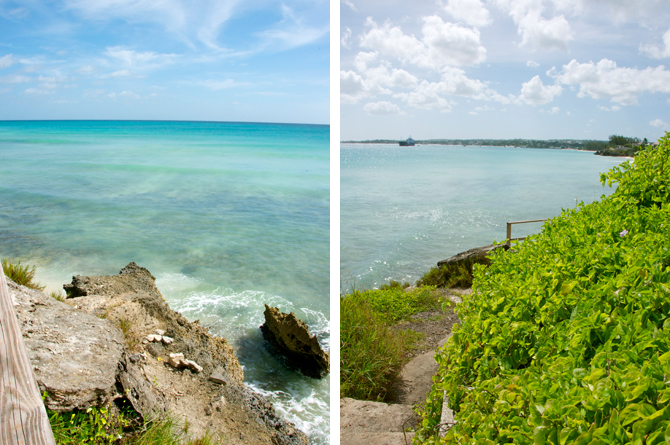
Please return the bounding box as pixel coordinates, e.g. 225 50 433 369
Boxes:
416 257 490 289
1 258 45 290
379 280 411 290
416 133 670 444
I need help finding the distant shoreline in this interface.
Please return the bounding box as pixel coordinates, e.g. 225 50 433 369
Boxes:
340 139 602 151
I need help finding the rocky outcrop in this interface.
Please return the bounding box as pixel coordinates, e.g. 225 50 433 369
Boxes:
437 244 507 268
340 398 416 445
260 305 329 379
9 263 308 445
9 279 125 412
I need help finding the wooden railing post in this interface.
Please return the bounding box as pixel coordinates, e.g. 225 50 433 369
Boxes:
0 267 56 445
506 219 549 246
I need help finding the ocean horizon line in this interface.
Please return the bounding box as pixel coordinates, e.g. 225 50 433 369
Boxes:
0 119 329 128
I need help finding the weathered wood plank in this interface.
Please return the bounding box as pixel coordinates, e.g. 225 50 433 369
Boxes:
0 267 56 445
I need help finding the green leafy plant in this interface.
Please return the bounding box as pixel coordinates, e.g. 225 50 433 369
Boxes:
1 258 45 290
48 404 131 444
415 133 670 444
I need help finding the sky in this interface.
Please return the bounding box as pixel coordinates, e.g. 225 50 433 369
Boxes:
0 0 329 124
340 0 670 141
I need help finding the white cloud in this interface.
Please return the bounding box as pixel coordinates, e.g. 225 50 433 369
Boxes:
0 74 32 83
340 69 391 104
496 0 573 51
552 58 670 105
651 118 670 128
598 105 620 111
518 13 572 50
394 87 453 111
353 51 377 72
541 106 560 114
25 87 55 95
255 4 328 51
200 79 248 90
640 27 670 59
64 0 237 48
527 60 539 67
443 0 492 27
365 65 419 89
519 75 562 104
342 27 352 50
363 101 403 115
77 65 95 74
360 16 486 69
109 69 131 77
343 0 358 12
0 54 16 69
104 46 177 68
108 90 140 99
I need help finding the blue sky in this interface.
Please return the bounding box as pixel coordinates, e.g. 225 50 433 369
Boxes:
340 0 670 141
0 0 329 124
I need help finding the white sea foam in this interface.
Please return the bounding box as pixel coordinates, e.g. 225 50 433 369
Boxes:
155 276 330 444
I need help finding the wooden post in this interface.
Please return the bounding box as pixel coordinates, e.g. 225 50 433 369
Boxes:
0 268 56 445
506 222 512 247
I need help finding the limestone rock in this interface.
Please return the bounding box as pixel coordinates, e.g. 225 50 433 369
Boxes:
8 279 124 412
209 369 230 385
260 305 329 379
437 244 507 268
63 262 159 298
33 263 308 444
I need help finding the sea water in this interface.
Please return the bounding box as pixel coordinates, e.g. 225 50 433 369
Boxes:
0 120 330 443
341 143 627 292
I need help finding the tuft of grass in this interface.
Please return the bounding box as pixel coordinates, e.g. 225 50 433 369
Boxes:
116 318 141 352
379 280 410 291
340 296 406 401
1 258 45 290
340 286 445 401
50 290 66 302
415 257 490 288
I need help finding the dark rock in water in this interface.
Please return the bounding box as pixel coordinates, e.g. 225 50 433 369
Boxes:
437 244 507 268
260 305 329 379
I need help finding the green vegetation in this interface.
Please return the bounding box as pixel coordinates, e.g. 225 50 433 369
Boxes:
379 280 411 290
416 257 491 289
2 258 45 290
341 286 446 401
50 290 66 301
584 140 608 151
415 133 670 443
48 403 217 444
609 134 641 147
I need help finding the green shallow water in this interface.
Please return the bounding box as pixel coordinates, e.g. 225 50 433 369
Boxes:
0 120 330 443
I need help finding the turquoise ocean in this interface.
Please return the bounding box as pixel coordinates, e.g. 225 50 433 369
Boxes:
341 143 627 292
0 121 330 443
